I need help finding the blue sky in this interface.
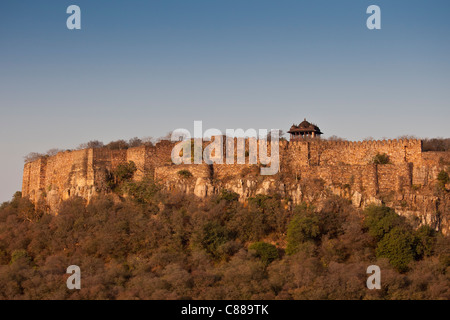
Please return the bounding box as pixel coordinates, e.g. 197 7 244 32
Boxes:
0 0 449 202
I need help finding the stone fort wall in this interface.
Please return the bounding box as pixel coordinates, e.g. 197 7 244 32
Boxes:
21 138 441 209
280 139 422 168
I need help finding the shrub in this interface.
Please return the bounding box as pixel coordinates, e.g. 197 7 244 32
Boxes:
249 194 280 212
249 242 279 266
121 179 161 205
218 190 240 203
372 153 390 164
239 165 259 178
437 170 449 188
177 170 193 178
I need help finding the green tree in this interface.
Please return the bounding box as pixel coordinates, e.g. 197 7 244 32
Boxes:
10 249 30 264
376 227 415 272
286 207 320 255
199 222 229 259
114 161 137 184
414 225 437 259
249 242 279 266
364 205 405 241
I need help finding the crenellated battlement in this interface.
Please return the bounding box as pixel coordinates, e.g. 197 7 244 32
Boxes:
285 138 422 149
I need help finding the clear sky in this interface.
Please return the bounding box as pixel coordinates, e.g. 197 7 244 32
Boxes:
0 0 449 202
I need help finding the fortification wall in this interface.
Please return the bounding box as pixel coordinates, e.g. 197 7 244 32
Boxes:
155 164 213 196
295 164 378 196
285 139 422 168
377 163 412 193
92 148 127 171
126 146 147 181
20 137 450 233
214 164 259 181
145 141 175 178
22 138 446 214
22 158 46 203
412 151 450 186
421 151 450 166
155 164 211 182
43 149 95 201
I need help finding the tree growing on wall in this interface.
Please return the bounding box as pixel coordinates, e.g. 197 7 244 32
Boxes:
372 153 390 164
177 170 193 179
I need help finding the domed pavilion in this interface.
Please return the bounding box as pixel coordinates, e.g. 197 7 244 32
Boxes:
288 119 323 140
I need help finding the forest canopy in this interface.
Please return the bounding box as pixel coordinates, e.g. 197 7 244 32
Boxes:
0 187 449 300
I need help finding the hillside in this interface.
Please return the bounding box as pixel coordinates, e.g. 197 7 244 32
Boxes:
4 136 448 299
0 188 449 299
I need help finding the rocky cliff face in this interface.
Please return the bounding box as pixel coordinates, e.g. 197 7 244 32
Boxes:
22 139 450 234
155 162 449 235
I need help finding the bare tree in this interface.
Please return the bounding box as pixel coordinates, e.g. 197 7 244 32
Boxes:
128 137 143 148
328 135 347 141
423 138 450 152
106 140 129 150
397 135 418 140
156 131 173 142
142 136 154 146
266 130 285 141
78 140 104 150
46 148 62 156
24 152 44 163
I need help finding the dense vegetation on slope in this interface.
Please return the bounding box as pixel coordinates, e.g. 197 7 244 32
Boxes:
0 178 449 300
